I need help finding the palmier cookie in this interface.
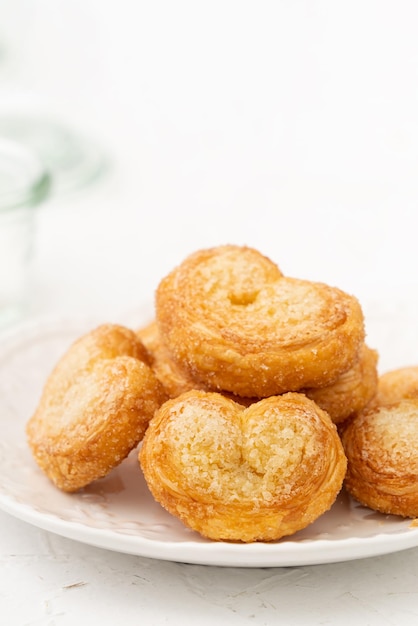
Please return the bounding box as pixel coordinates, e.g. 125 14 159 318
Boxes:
341 398 418 518
376 365 418 406
27 324 167 492
155 245 365 398
304 344 379 424
140 390 347 542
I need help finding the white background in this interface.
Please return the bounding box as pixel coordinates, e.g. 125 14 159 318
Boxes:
1 1 418 624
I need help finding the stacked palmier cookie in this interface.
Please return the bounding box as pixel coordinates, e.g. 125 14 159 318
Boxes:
27 244 418 543
138 245 376 541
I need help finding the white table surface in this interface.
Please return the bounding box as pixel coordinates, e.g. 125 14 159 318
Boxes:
2 2 418 624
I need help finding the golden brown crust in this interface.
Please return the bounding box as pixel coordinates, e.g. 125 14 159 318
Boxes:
376 365 418 406
340 399 418 517
155 245 365 397
26 324 167 492
136 320 272 407
304 345 379 424
136 320 206 397
139 390 347 542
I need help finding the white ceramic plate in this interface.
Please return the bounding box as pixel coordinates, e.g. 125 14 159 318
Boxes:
1 316 418 568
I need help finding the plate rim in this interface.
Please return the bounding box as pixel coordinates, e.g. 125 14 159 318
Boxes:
1 489 418 567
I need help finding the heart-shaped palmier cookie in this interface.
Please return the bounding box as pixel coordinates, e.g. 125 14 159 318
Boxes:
26 324 167 492
155 245 365 397
139 390 347 542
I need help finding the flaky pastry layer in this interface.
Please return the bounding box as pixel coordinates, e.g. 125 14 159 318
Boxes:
304 344 379 424
136 320 205 397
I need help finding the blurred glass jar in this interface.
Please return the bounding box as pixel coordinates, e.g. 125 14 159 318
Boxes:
0 138 50 327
